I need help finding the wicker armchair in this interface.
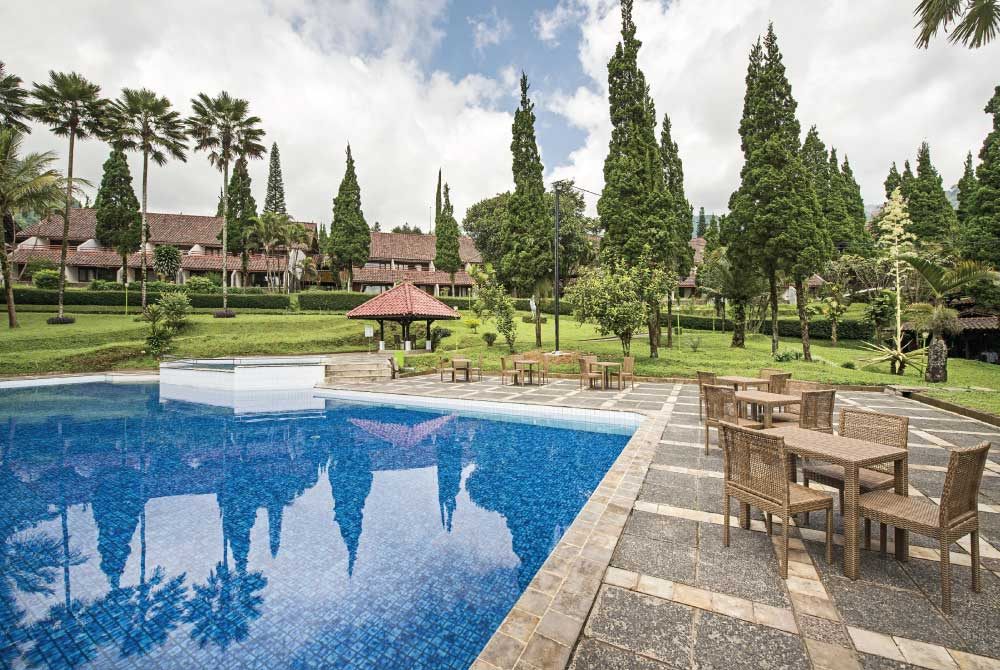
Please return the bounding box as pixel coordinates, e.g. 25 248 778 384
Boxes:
759 368 791 394
859 441 991 614
704 385 762 454
438 358 458 382
578 356 603 390
537 354 550 385
499 356 521 385
801 408 909 528
771 380 832 424
697 371 717 420
469 354 483 382
610 356 635 390
720 423 834 579
773 389 836 432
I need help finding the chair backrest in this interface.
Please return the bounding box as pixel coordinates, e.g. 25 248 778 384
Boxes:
760 368 791 394
939 441 991 527
781 380 832 416
697 371 717 390
838 408 909 474
623 356 635 374
704 385 738 423
577 357 592 374
500 356 510 371
454 358 470 370
720 422 789 507
799 390 836 431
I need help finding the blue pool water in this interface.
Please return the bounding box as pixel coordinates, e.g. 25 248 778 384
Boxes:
0 383 632 669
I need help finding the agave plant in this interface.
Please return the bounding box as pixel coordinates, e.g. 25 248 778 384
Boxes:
859 339 927 377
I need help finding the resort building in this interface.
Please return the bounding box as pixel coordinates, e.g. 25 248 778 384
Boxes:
349 231 481 296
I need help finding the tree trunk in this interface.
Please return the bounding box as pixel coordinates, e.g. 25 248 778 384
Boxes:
925 337 948 383
1 214 18 328
57 129 76 320
141 150 149 310
768 271 779 355
731 300 746 348
795 277 812 362
831 318 838 347
534 288 542 348
665 294 673 348
647 302 660 358
221 161 229 311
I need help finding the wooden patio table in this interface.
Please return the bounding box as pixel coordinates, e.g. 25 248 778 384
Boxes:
717 375 771 391
761 425 909 580
734 390 799 428
590 361 622 390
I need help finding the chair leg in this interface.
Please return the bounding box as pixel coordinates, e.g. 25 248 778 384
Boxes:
825 508 833 564
839 489 845 514
699 394 703 420
765 513 773 536
741 503 751 530
704 425 710 455
971 530 981 593
780 517 789 579
880 524 888 557
802 477 810 525
864 519 872 551
723 494 731 547
940 537 952 615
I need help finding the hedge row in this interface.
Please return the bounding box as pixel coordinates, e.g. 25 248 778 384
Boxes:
659 313 873 340
296 290 531 312
12 288 291 310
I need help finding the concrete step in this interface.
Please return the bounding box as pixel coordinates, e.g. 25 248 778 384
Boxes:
318 373 391 385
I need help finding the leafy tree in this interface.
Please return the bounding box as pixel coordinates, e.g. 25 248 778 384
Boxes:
94 148 140 286
0 62 29 133
884 162 902 200
695 206 707 237
252 211 287 290
956 151 978 225
111 88 188 308
152 245 181 281
907 141 959 249
222 157 258 286
370 221 381 232
28 71 107 321
390 222 423 234
263 142 286 215
327 144 369 288
697 245 766 347
434 183 462 295
913 0 1000 48
277 220 309 292
567 262 647 356
501 73 551 347
187 91 266 311
0 129 66 327
963 86 1000 266
472 265 517 352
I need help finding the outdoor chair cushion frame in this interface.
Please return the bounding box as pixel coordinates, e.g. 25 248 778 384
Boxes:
704 385 762 454
697 371 718 420
720 422 834 579
858 441 991 614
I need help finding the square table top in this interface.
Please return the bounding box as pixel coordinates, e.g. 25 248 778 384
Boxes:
717 375 770 385
761 425 907 468
591 361 621 368
735 390 800 406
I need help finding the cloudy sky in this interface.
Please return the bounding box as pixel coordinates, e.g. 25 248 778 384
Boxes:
4 0 998 231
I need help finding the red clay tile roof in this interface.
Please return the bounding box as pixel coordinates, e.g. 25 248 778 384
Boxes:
346 282 460 320
369 231 481 263
352 267 473 286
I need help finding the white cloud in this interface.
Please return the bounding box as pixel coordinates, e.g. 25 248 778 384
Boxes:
467 7 512 53
547 0 1000 214
3 0 513 231
535 1 584 47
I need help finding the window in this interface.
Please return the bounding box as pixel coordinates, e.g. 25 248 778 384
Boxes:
364 261 391 270
77 267 118 283
363 284 389 294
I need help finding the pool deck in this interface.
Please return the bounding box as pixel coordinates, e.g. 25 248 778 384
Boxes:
323 375 1000 670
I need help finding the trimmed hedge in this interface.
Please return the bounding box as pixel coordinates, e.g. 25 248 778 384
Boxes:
297 290 530 312
12 288 290 310
658 313 873 341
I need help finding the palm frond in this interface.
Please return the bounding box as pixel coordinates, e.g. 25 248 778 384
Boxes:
950 0 1000 46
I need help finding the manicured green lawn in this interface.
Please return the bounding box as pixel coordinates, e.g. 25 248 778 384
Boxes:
2 308 997 416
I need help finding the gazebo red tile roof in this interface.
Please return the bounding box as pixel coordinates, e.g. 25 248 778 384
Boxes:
346 282 460 321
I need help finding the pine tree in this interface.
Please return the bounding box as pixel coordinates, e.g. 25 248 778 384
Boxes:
658 112 694 349
956 151 978 225
696 207 707 237
884 162 901 200
801 126 830 209
840 154 869 252
434 168 442 233
907 141 959 248
94 148 141 284
327 144 369 289
704 214 721 253
222 157 258 286
901 160 915 199
502 72 551 347
263 142 287 215
825 148 850 252
434 183 462 296
963 86 1000 266
215 187 224 217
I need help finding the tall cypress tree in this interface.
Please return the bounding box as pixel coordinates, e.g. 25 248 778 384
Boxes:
658 112 694 350
502 72 551 347
695 207 707 237
434 183 461 296
327 144 369 289
956 151 978 225
434 168 442 233
801 126 830 208
901 160 915 199
884 162 902 200
263 142 287 215
907 141 959 247
963 86 1000 266
94 148 141 285
840 154 868 251
825 148 850 252
222 157 258 286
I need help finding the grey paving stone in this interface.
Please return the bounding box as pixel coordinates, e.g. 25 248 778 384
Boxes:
651 450 723 472
798 614 850 647
584 586 693 668
611 534 697 584
806 542 922 590
696 523 791 607
692 610 808 670
623 510 698 546
858 653 922 669
569 638 672 670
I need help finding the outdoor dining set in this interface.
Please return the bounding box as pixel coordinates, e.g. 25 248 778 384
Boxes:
698 368 992 613
436 353 637 390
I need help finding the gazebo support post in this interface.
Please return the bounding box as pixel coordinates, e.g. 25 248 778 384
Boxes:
426 319 433 351
378 319 385 351
403 320 411 351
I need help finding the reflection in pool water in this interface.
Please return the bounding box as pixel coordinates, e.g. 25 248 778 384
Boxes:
0 383 631 669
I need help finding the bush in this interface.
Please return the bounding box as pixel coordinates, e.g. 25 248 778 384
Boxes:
143 304 171 355
840 361 856 369
32 269 61 289
158 291 191 330
89 280 125 291
462 317 481 333
482 332 497 347
298 291 370 311
430 326 452 351
656 313 870 341
11 288 290 310
687 336 703 353
773 350 802 362
213 309 236 319
521 315 548 324
183 276 218 294
24 258 57 278
46 315 75 325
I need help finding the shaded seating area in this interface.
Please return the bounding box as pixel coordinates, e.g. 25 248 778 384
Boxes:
346 281 460 352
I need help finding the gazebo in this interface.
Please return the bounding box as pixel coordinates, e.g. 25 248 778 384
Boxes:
346 282 460 351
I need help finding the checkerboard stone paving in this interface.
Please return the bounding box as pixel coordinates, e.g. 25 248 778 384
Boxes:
328 376 1000 670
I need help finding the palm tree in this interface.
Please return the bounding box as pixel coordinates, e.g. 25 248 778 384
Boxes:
901 255 998 382
0 129 69 328
296 255 318 290
251 211 285 291
187 92 265 312
27 71 107 321
111 89 187 309
0 62 29 133
914 0 1000 48
278 220 309 293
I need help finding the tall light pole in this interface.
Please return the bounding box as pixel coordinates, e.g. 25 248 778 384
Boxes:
553 184 562 353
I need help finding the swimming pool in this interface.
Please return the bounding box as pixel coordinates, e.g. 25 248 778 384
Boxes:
0 383 634 669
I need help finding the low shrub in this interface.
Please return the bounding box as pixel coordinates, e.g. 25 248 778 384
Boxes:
298 291 369 311
213 309 237 319
430 326 452 351
143 304 172 355
482 332 497 347
687 336 703 353
159 291 191 330
521 315 548 324
32 269 61 289
24 258 57 278
11 288 289 310
183 276 218 294
462 317 481 333
773 350 802 362
89 279 124 291
841 361 857 369
46 315 75 325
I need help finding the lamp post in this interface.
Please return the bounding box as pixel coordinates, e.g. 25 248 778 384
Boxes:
553 184 561 353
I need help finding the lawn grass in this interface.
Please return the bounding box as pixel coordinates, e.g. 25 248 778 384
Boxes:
2 308 997 416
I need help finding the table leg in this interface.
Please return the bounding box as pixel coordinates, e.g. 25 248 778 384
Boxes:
894 457 909 562
844 464 860 580
762 406 772 429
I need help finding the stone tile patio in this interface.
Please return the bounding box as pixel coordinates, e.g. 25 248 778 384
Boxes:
321 375 1000 670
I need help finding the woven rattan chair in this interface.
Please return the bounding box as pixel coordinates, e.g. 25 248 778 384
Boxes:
759 368 791 394
696 371 717 420
859 441 991 614
771 380 831 424
538 354 550 385
578 356 603 390
469 354 483 382
438 357 458 382
610 356 635 390
499 356 521 385
801 408 909 529
720 422 834 578
704 385 762 454
773 389 836 432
